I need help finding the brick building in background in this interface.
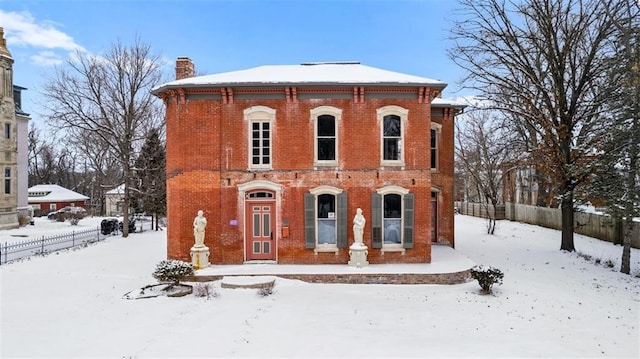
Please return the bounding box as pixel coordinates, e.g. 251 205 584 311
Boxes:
153 59 464 264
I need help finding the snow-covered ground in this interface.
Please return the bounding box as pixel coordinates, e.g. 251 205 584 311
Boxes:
1 215 638 358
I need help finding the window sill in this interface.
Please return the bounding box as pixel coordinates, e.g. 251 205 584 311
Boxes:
314 161 338 168
314 245 339 255
380 162 405 169
380 247 406 255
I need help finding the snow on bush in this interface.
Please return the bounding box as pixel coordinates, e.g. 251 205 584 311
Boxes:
470 265 504 294
152 260 194 285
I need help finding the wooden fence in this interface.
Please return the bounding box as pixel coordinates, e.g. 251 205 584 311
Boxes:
455 201 640 249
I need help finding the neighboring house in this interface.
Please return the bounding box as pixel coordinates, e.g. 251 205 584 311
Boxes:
15 85 30 218
28 184 89 216
105 184 125 216
0 28 19 229
152 58 464 265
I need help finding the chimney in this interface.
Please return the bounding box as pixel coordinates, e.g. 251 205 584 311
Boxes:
175 57 195 80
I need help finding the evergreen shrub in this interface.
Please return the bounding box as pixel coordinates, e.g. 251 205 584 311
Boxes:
470 265 504 294
152 260 194 285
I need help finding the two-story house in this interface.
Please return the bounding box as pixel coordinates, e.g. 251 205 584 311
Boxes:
153 58 464 264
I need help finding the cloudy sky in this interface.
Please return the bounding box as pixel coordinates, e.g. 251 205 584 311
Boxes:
0 0 472 126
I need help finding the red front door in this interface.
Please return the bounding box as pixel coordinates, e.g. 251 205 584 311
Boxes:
246 201 276 260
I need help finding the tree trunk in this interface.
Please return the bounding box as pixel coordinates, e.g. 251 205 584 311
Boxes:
560 190 575 252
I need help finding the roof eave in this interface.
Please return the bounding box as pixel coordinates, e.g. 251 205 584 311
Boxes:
152 81 447 95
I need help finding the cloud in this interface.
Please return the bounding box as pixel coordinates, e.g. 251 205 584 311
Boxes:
0 9 85 65
30 51 64 67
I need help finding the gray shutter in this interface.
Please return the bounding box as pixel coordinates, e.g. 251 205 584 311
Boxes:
403 193 414 249
371 192 382 249
304 193 316 249
337 192 348 248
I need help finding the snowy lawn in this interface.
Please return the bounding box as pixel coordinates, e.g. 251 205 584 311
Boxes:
1 215 638 358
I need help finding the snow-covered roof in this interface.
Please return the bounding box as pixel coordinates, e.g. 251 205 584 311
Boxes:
28 184 89 203
431 97 467 109
105 184 125 195
152 62 447 93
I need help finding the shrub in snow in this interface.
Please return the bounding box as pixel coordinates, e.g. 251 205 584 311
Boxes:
193 282 218 299
470 265 504 294
257 287 273 297
152 260 194 285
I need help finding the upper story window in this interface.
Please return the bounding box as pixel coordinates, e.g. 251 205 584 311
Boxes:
431 123 441 170
310 106 342 167
377 105 408 166
244 106 276 170
4 123 10 139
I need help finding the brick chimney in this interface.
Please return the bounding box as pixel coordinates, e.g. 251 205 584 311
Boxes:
175 57 195 80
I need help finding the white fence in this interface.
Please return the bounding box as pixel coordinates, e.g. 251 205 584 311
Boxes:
455 201 640 249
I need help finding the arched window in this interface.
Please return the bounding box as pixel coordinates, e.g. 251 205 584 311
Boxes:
377 105 408 166
310 106 342 166
371 186 414 252
304 186 347 252
244 106 276 170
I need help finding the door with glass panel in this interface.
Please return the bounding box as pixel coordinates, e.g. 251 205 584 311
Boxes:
246 199 275 260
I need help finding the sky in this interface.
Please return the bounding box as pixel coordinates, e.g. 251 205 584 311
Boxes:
1 214 638 357
0 0 471 127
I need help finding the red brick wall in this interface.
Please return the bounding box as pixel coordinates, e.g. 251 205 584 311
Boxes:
162 88 456 264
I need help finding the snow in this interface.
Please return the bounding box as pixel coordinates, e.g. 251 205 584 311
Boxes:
27 184 89 202
153 62 446 92
1 215 639 358
0 216 103 244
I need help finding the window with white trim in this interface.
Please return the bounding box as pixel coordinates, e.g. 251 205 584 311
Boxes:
311 106 341 166
371 185 414 251
244 106 276 170
304 186 348 251
377 105 408 166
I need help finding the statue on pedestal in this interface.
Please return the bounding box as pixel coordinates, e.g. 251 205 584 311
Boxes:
352 208 366 245
349 207 369 268
193 210 207 247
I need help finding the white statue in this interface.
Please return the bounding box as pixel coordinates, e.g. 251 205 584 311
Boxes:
193 210 207 246
353 208 366 245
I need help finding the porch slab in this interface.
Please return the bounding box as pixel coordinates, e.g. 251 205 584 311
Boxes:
190 245 475 285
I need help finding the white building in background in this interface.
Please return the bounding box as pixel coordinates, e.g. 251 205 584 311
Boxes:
105 184 125 216
15 85 30 217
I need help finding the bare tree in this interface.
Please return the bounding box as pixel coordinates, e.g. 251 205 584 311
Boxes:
449 0 626 251
455 108 517 234
41 38 164 236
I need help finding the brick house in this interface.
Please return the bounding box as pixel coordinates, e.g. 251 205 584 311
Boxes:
153 59 464 264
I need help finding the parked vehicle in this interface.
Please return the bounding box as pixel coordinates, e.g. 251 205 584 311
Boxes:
48 207 88 221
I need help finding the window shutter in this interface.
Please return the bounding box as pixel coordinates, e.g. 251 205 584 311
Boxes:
304 193 316 249
403 193 414 249
337 192 348 248
371 192 382 249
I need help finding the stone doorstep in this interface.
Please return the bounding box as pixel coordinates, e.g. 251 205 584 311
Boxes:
186 270 472 285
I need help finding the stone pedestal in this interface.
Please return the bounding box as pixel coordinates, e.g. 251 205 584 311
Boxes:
190 245 210 270
348 243 369 268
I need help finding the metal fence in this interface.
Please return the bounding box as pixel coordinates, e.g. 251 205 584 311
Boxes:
0 227 105 265
0 217 154 265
